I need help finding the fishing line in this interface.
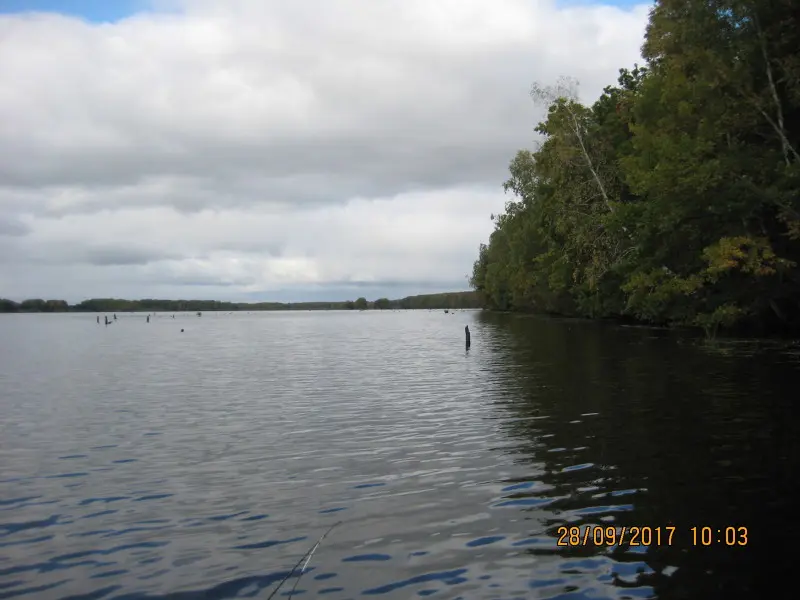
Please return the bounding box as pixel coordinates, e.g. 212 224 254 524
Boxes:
266 520 343 600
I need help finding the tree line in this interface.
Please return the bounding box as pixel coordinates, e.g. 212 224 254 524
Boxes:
470 0 799 336
0 291 481 313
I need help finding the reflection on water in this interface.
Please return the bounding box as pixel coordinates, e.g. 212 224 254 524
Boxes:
0 310 797 599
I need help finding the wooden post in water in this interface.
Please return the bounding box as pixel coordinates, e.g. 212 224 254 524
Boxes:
465 325 471 350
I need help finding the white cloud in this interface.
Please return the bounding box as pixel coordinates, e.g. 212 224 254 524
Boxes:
0 0 651 301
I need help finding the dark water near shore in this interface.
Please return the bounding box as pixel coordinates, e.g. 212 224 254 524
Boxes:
0 310 798 600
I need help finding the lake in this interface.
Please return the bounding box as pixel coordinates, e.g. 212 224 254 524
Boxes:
0 310 798 599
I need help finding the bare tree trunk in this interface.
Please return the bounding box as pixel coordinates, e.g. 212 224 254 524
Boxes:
565 106 614 213
754 13 799 164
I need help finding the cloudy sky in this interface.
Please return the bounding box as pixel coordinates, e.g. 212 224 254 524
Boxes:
0 0 651 303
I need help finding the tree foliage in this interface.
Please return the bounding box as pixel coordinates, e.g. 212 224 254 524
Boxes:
3 299 71 312
471 0 800 335
373 297 391 309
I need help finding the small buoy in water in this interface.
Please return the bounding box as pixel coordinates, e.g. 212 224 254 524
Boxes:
180 328 184 332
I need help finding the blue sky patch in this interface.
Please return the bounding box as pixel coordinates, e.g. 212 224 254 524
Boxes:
0 0 150 22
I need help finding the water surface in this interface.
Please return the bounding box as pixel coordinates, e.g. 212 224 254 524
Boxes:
0 310 797 599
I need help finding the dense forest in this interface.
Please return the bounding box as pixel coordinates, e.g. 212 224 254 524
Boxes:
470 0 800 336
0 291 481 313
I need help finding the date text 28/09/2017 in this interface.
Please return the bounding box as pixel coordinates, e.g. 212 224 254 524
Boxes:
555 526 748 547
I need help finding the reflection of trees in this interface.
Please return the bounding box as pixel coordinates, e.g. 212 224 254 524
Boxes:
477 311 799 598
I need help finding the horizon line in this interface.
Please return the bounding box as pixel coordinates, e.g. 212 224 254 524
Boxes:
1 289 477 305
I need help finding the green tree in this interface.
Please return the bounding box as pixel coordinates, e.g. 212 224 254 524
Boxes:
373 297 391 309
470 0 800 335
621 0 800 331
354 297 368 310
43 300 69 312
0 299 19 312
472 67 647 317
19 299 46 312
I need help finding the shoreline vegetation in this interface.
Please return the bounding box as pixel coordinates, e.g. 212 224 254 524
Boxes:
0 292 481 313
469 0 800 337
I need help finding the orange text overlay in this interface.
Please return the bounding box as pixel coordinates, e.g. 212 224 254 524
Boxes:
556 526 748 547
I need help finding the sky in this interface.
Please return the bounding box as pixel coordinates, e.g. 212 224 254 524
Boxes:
0 0 652 303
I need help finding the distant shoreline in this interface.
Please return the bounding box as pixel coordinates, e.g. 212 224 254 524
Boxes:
0 291 481 313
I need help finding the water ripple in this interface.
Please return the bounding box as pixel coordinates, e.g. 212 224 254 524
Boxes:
0 311 796 599
232 537 307 550
342 554 392 562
